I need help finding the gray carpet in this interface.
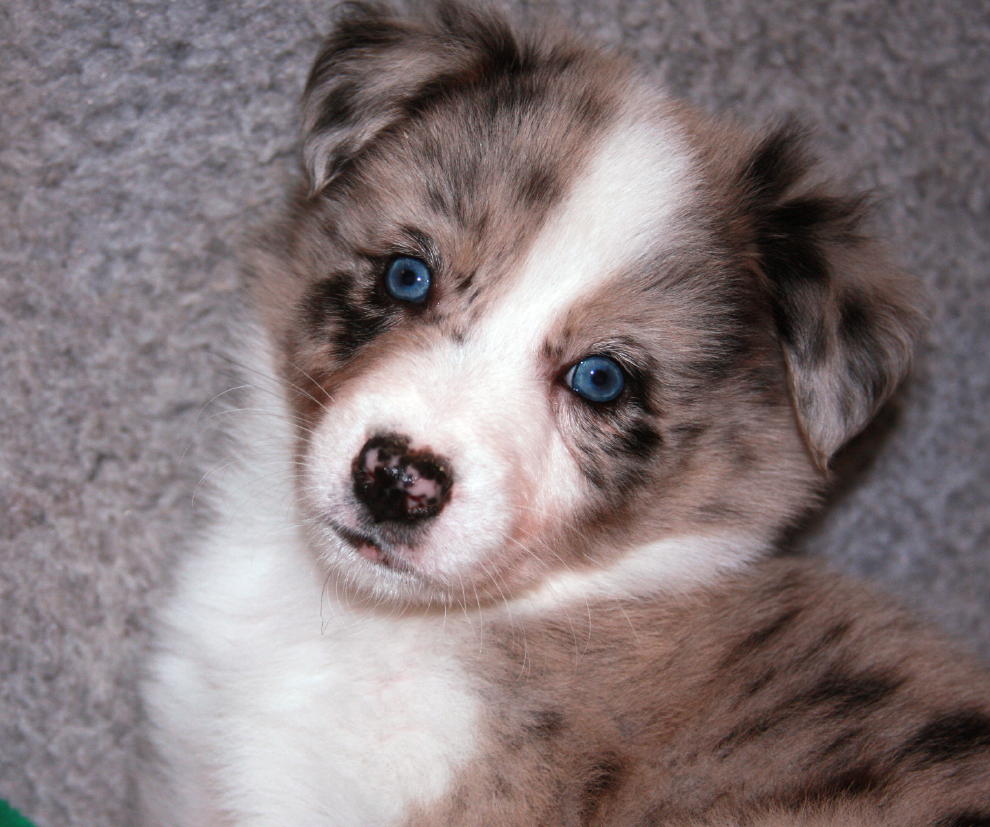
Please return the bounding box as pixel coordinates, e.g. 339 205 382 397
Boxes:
1 0 987 823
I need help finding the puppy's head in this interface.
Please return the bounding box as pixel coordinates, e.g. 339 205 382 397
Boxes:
252 2 921 606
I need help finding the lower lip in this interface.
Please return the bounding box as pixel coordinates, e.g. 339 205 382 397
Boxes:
355 541 385 564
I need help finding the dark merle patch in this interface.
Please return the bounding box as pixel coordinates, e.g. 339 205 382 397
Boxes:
616 422 662 459
578 753 626 822
936 812 990 827
541 340 564 363
524 709 566 739
838 291 890 411
457 269 476 294
683 311 756 384
838 291 872 348
584 417 664 494
482 75 545 122
426 184 450 216
399 20 540 123
795 667 902 715
572 87 610 132
742 667 778 699
818 620 852 647
715 662 896 758
470 209 490 237
302 274 394 362
312 79 360 135
817 726 864 759
716 715 777 755
802 316 829 366
730 441 759 470
719 608 802 669
769 194 858 242
739 363 784 403
517 164 562 208
760 229 830 350
402 73 467 120
898 709 990 767
739 125 872 385
738 120 808 204
493 771 512 798
305 11 403 93
437 1 534 77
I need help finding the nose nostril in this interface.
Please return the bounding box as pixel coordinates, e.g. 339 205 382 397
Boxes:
352 434 454 524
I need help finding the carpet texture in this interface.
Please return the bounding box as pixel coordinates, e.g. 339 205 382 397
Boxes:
1 0 987 823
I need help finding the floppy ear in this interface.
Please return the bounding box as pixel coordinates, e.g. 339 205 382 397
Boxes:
301 1 523 193
740 124 924 469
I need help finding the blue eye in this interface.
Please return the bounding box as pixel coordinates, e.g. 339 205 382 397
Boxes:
385 256 431 304
565 355 626 403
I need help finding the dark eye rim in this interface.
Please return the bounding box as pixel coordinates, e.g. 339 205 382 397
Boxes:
564 354 628 404
383 254 432 305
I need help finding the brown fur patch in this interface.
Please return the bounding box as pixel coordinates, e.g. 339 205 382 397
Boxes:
405 560 990 825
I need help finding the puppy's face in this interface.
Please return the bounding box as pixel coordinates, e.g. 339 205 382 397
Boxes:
254 5 919 606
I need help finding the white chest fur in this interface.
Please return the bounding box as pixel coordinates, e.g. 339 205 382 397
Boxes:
143 524 481 826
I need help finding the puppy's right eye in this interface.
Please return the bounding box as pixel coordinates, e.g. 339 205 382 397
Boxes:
384 256 431 304
565 355 626 403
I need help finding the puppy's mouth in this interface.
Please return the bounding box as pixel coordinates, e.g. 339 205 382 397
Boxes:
326 520 412 573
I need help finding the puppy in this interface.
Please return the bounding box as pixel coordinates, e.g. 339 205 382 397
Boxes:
140 3 990 824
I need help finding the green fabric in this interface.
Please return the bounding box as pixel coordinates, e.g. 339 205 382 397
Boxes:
0 801 36 827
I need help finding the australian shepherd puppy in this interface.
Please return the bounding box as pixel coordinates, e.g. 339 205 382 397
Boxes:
141 3 990 824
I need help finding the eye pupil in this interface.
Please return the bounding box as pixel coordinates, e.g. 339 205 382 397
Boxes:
567 355 626 403
385 256 431 304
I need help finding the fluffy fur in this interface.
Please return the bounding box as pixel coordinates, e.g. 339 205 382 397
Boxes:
140 3 990 824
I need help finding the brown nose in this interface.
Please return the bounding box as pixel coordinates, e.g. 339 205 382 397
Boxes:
352 434 453 524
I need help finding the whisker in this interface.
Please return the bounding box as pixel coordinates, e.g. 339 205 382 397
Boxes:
212 350 333 418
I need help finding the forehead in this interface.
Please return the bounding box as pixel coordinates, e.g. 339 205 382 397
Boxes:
352 46 625 230
336 67 701 344
480 114 698 351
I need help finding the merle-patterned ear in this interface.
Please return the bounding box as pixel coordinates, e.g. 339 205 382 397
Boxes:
740 124 924 469
301 1 521 193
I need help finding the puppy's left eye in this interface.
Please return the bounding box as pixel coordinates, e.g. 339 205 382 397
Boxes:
565 355 626 403
385 256 431 304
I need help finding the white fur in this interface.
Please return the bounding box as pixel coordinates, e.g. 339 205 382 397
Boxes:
141 335 482 825
517 534 767 614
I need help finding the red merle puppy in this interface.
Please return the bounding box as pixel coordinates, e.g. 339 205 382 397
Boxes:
141 3 989 825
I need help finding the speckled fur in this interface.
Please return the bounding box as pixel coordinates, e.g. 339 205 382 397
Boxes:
408 559 990 825
142 2 990 825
